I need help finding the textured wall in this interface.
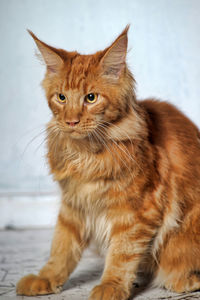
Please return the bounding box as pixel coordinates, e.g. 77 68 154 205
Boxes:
0 0 200 195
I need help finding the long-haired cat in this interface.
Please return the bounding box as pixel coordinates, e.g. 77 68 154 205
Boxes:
16 26 200 299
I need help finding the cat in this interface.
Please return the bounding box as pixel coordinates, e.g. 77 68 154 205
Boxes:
16 26 200 300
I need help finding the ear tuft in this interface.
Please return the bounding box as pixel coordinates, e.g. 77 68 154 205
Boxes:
100 25 130 79
28 30 63 73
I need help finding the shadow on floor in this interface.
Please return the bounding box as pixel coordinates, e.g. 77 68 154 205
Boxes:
63 263 152 300
63 262 104 291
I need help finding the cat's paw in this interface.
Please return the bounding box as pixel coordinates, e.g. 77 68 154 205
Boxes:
16 274 62 296
89 283 128 300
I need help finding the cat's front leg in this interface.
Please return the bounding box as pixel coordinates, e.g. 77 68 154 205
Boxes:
89 220 156 300
16 204 87 296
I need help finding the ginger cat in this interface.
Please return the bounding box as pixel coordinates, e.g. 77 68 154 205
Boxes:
16 26 200 299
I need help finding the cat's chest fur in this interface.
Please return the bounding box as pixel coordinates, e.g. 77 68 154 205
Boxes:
48 132 136 251
48 134 125 183
61 176 115 253
61 176 112 211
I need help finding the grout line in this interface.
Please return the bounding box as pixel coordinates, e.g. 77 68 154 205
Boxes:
1 269 8 282
0 226 54 232
0 289 15 296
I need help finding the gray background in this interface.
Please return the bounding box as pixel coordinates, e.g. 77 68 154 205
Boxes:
0 0 200 227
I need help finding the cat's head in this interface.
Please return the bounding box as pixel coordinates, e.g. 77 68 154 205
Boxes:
29 26 136 141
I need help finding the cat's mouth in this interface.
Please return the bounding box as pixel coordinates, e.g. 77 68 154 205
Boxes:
67 128 91 139
58 122 99 139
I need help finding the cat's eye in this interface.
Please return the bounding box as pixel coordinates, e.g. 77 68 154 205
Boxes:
85 93 98 104
58 93 66 103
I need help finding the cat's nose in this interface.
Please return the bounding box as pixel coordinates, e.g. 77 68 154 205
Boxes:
65 119 80 127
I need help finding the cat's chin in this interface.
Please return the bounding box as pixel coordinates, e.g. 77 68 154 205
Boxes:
69 130 88 140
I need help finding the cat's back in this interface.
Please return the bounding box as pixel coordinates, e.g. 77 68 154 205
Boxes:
139 98 200 148
139 98 200 178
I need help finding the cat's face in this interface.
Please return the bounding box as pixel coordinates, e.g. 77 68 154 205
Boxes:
29 27 134 140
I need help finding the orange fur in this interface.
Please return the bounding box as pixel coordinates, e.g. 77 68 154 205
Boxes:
16 27 200 299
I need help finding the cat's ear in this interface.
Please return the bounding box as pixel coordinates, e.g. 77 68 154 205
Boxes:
100 25 129 79
28 30 64 73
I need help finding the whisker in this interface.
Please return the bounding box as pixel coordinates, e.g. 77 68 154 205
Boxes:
95 128 134 179
96 122 144 174
93 130 116 162
96 125 143 177
91 130 120 177
34 134 48 154
97 124 134 162
99 120 135 147
21 128 47 158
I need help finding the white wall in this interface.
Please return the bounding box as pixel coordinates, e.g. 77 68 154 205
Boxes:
0 0 200 228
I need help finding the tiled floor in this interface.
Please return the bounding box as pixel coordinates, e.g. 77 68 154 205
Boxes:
1 229 200 300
